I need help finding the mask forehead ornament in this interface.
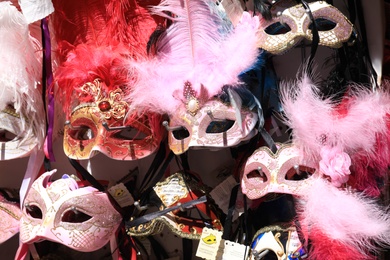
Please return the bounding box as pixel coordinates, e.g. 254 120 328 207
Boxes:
79 79 128 120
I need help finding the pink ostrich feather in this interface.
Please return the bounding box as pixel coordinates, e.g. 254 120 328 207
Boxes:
281 74 390 161
280 74 390 195
126 0 260 115
296 178 390 257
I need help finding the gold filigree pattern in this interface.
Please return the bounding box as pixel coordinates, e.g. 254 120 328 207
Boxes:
79 79 128 120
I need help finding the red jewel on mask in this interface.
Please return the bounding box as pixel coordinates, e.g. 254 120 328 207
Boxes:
98 101 111 111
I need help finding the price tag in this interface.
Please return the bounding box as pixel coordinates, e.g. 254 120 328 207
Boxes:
107 183 134 208
220 240 249 260
196 228 223 259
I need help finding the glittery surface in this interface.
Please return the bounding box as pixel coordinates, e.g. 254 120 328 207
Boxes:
168 100 258 154
241 144 319 200
258 1 354 54
20 171 122 252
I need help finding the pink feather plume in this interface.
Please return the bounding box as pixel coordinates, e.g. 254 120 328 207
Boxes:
126 0 260 115
281 73 390 195
296 178 390 258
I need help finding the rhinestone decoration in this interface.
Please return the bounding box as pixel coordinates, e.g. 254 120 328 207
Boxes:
79 79 128 120
183 81 200 116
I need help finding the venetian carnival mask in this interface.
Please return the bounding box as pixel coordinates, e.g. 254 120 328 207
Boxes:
166 82 258 154
241 143 319 200
127 172 223 239
19 170 122 252
258 1 354 54
126 2 262 155
250 224 306 260
64 78 160 160
0 2 45 160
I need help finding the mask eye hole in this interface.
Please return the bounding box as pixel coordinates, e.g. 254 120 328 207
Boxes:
259 250 279 260
113 127 148 140
309 18 336 31
0 129 17 142
285 165 315 181
246 169 268 183
61 209 92 223
25 204 43 219
68 127 94 140
206 120 235 134
265 22 291 35
172 127 190 140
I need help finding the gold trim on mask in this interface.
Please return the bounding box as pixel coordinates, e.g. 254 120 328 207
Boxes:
79 79 128 120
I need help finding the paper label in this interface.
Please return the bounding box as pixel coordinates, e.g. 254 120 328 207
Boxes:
196 228 223 259
210 175 238 213
220 240 249 260
211 175 249 221
107 183 134 208
153 176 187 206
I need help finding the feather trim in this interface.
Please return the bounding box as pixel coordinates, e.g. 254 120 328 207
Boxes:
306 228 374 260
280 73 390 194
127 0 260 115
55 44 130 114
52 0 157 60
0 2 45 148
296 178 390 257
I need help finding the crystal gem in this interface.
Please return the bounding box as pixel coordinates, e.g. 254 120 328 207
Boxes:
98 101 111 111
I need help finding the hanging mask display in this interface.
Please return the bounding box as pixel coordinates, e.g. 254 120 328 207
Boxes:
53 0 164 160
18 170 122 253
127 172 223 239
126 0 263 155
241 72 390 259
257 1 355 54
0 2 45 160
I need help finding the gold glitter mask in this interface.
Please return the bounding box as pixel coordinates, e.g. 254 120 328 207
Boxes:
64 79 158 160
258 1 354 54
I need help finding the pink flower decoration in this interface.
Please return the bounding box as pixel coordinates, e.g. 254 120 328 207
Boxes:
319 146 351 187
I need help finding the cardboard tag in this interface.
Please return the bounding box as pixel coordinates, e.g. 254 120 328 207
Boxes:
210 175 238 214
108 183 134 208
220 240 249 260
211 176 249 221
196 228 223 259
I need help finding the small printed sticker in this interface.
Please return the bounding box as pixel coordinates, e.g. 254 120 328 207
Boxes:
196 228 223 259
108 183 134 208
